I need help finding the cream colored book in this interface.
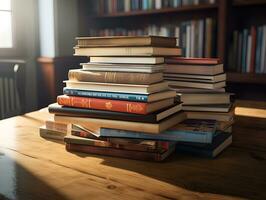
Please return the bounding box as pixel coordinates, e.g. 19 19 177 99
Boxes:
164 73 226 83
74 46 182 56
90 57 164 64
64 81 169 94
54 112 186 134
177 93 231 105
167 80 226 89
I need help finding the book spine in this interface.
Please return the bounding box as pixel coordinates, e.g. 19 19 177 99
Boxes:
63 88 148 102
66 143 167 161
255 26 262 73
260 25 266 73
250 26 257 73
57 95 148 114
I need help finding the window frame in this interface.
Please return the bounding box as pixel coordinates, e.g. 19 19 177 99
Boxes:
0 0 18 56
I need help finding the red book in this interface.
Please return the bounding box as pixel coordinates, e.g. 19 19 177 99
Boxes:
57 95 173 115
250 26 257 73
65 143 175 162
165 57 221 65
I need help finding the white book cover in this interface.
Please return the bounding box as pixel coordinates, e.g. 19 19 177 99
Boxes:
125 0 130 12
155 0 162 9
246 35 252 73
190 22 195 57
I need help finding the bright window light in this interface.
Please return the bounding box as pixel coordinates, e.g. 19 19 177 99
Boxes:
0 0 13 48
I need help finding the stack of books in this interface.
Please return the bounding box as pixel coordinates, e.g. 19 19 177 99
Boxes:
163 57 233 156
46 35 190 161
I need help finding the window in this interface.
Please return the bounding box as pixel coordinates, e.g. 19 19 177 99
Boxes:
0 0 12 48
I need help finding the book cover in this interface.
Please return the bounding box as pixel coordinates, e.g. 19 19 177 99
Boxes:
165 57 220 65
57 95 174 115
54 111 186 134
65 142 175 162
49 103 182 123
100 119 216 144
63 88 176 102
68 69 163 85
175 132 232 158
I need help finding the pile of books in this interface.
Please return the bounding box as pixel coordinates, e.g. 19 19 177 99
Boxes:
40 35 232 160
164 57 233 157
45 35 192 161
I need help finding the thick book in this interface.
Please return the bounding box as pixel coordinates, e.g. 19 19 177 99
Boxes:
90 56 164 64
74 46 182 57
182 104 232 113
64 135 171 153
64 80 169 94
165 57 220 65
63 88 176 102
167 80 226 89
82 63 164 73
175 132 232 158
39 126 66 140
75 36 177 47
176 93 231 105
49 103 182 123
68 69 163 85
186 110 234 122
45 120 71 134
100 119 217 144
57 95 174 115
165 64 224 75
163 73 226 83
54 111 186 134
65 142 175 162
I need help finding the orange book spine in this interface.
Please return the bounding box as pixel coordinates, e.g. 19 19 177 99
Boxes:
57 95 148 114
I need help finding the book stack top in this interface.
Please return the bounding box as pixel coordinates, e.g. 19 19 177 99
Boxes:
164 57 234 126
46 35 187 162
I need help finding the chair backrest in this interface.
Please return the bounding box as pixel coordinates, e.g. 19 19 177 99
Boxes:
0 59 25 119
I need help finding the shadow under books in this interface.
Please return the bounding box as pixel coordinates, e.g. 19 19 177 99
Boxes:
69 147 266 200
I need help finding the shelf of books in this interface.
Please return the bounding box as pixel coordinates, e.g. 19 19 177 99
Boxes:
81 0 266 84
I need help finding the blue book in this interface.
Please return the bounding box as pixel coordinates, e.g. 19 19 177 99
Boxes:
242 29 249 73
175 132 232 158
100 119 217 144
255 26 262 73
63 88 175 102
63 88 148 102
142 0 148 10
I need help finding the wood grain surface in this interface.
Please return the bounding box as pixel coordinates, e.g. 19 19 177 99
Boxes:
0 100 266 200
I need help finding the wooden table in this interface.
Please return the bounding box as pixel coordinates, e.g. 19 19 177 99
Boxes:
0 100 266 200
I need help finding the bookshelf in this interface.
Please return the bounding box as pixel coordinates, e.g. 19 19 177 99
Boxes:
78 0 266 85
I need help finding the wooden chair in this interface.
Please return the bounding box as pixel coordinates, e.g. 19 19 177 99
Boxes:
0 59 25 119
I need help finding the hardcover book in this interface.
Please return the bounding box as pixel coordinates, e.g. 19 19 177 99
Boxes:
163 73 226 83
64 80 169 94
182 104 232 113
39 126 66 140
74 46 182 57
65 142 175 162
63 88 176 102
68 69 163 85
100 119 217 144
167 80 226 89
49 103 182 123
175 132 232 158
176 93 231 105
76 35 177 47
54 111 186 134
165 64 224 75
57 95 174 115
165 57 220 65
82 63 164 73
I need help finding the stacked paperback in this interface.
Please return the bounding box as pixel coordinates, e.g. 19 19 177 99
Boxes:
164 57 233 156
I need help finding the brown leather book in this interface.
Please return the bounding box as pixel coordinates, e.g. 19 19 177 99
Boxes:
68 69 163 85
76 35 177 47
